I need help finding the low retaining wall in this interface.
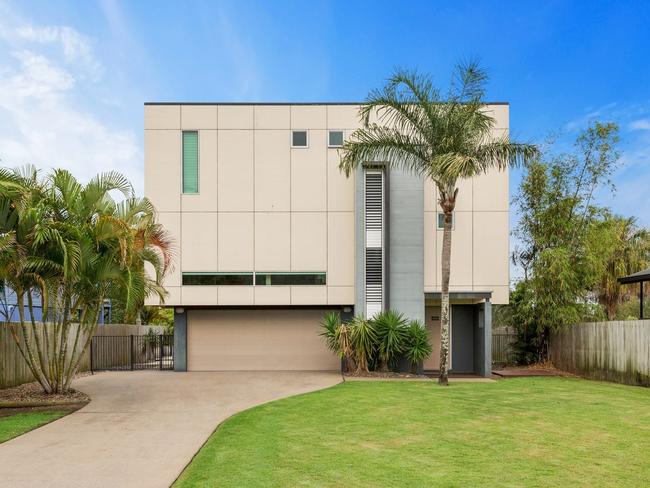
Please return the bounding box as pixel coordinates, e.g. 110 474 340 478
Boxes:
550 320 650 387
0 323 165 389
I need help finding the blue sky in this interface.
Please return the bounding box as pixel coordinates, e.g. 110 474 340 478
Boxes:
0 0 649 230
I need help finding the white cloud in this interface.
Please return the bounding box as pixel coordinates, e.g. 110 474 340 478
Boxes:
0 6 142 193
629 118 650 131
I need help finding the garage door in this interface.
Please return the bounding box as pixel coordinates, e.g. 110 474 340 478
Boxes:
187 309 339 371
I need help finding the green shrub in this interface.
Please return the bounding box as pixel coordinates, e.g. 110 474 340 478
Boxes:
349 316 377 373
319 312 354 371
372 310 408 371
405 320 432 373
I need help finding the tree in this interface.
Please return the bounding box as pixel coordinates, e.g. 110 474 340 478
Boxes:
511 122 625 360
0 166 172 393
339 63 537 384
591 216 649 319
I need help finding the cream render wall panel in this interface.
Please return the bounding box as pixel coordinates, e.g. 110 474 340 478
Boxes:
254 286 290 305
291 105 326 129
291 212 326 271
182 130 218 212
254 130 290 211
157 212 181 287
217 212 253 271
182 286 218 305
255 105 290 129
327 286 354 305
327 105 360 129
291 130 326 211
490 286 509 304
218 105 254 129
327 212 355 286
218 130 254 211
435 211 473 287
327 150 354 211
217 286 254 305
423 212 438 289
150 286 180 306
145 105 180 129
291 286 327 305
473 211 509 287
145 130 181 212
484 104 509 129
182 212 217 271
473 166 509 212
255 212 290 271
181 105 217 129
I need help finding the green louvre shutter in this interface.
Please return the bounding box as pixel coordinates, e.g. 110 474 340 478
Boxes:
182 131 199 193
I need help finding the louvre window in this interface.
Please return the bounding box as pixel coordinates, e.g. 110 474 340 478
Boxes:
182 131 199 193
328 130 344 147
365 170 384 317
291 130 308 147
182 273 253 286
255 273 326 286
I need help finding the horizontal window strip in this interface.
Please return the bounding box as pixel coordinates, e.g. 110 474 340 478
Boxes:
255 273 326 286
182 273 253 286
181 272 326 286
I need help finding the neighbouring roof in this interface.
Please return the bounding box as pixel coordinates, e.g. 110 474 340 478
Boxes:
144 101 510 106
618 267 650 284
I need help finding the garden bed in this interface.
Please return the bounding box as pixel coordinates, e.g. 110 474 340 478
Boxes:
0 378 90 409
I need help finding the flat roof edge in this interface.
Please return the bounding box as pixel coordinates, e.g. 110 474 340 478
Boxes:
144 101 510 106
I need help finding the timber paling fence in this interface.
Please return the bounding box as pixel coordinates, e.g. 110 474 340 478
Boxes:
551 320 650 387
0 324 165 389
492 327 518 366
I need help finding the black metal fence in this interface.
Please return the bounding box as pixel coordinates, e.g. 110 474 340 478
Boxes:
90 334 174 371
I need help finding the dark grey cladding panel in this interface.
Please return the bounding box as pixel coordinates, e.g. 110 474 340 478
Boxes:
173 309 187 372
387 169 424 323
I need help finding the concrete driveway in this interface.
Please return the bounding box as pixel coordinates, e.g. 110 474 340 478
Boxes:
0 371 341 488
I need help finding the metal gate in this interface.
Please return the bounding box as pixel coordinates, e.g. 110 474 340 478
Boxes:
90 335 174 371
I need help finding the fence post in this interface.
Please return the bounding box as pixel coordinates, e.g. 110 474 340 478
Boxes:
159 335 163 370
90 338 94 374
130 335 134 371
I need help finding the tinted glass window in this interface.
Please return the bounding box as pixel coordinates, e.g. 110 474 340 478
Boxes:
182 273 253 285
255 273 326 286
328 130 344 147
292 130 308 147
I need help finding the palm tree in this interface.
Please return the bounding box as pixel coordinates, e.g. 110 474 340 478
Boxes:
595 216 649 319
339 62 538 385
0 167 172 393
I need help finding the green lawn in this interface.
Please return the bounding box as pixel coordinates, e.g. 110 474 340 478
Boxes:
175 378 650 488
0 410 68 443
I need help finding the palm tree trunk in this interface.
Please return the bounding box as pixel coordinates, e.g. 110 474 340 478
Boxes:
438 209 453 385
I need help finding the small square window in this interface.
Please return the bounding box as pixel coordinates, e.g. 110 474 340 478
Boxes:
292 130 308 148
328 130 344 147
437 212 455 230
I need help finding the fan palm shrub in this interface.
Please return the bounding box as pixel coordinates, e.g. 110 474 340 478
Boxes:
405 320 433 374
372 309 408 371
339 62 538 384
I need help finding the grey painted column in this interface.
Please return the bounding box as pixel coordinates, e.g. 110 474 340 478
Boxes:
174 308 187 372
387 169 425 323
474 300 492 377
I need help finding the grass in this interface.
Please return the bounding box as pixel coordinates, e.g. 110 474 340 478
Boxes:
175 378 650 488
0 410 68 443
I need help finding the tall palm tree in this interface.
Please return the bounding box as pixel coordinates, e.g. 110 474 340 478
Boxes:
339 62 538 385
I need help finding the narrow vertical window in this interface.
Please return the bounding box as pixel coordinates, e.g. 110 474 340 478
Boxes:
365 170 384 318
182 131 199 193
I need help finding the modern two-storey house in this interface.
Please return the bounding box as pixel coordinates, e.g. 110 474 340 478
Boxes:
144 102 510 376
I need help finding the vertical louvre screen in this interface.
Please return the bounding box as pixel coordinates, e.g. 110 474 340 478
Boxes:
365 171 384 318
183 131 199 193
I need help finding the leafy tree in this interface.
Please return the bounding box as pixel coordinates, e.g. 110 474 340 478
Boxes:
510 122 632 361
339 62 537 384
0 166 172 393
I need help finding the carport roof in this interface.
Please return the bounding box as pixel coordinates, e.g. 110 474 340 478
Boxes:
618 267 650 284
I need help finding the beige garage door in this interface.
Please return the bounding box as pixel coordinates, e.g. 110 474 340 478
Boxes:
187 309 339 371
